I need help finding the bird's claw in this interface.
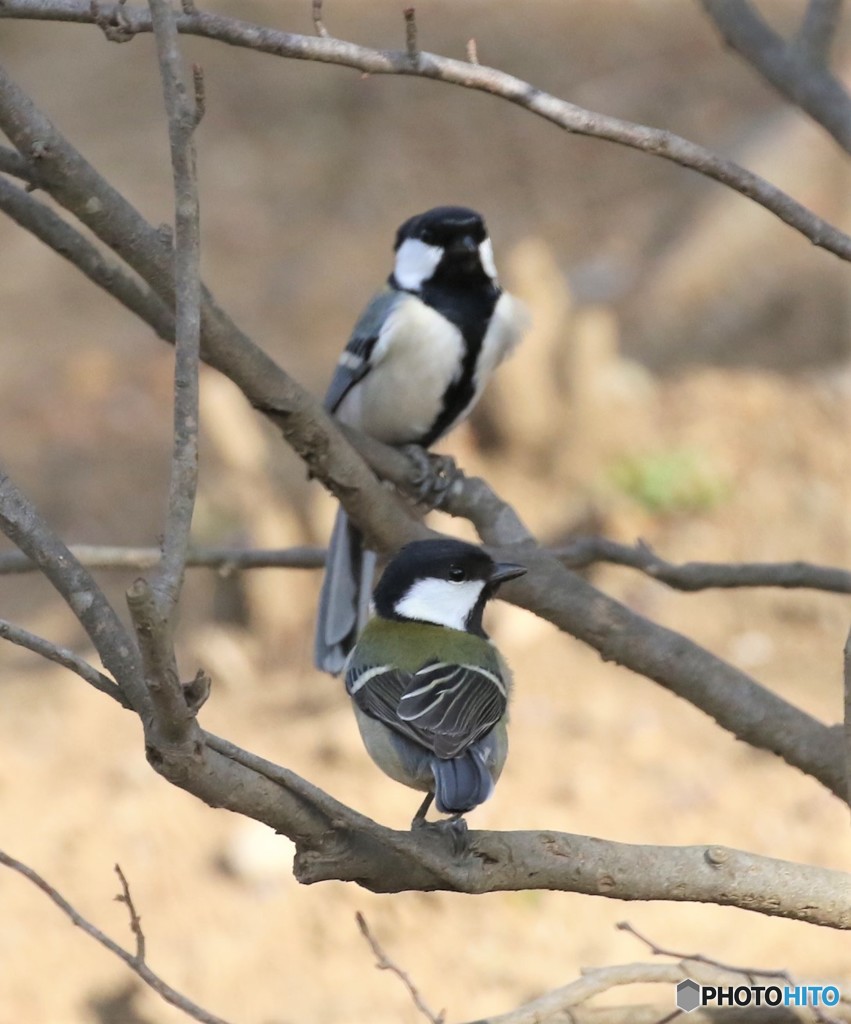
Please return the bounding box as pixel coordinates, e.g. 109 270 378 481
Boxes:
411 809 470 856
442 815 470 856
401 445 461 508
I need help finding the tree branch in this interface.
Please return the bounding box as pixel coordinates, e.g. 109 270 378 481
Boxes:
465 963 685 1024
0 175 174 341
113 863 146 963
0 543 326 574
356 912 444 1024
0 143 35 180
445 473 848 803
556 537 851 594
2 1 851 259
0 61 417 554
467 927 851 1024
796 0 844 65
2 538 848 604
0 471 846 925
0 849 234 1024
0 17 846 916
538 1004 851 1023
148 0 203 620
0 617 130 707
126 576 196 745
618 920 793 982
0 467 149 716
298 818 851 929
701 0 851 153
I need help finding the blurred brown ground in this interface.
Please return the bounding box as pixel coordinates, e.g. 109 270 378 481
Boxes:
0 2 850 1022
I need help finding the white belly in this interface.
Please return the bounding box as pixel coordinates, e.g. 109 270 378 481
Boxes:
335 296 464 444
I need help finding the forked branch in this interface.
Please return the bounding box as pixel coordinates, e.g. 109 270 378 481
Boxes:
701 0 851 152
0 850 233 1024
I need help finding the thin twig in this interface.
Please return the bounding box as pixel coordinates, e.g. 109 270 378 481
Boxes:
654 1012 682 1024
403 7 418 61
0 849 234 1024
617 921 793 983
356 912 444 1024
149 0 203 622
554 536 851 595
191 63 205 125
311 0 328 37
1 536 848 598
0 617 130 708
114 863 146 963
0 543 326 574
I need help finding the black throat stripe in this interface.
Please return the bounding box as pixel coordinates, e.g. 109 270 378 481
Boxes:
413 280 501 447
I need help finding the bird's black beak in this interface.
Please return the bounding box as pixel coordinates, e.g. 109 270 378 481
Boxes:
489 562 527 586
448 234 479 256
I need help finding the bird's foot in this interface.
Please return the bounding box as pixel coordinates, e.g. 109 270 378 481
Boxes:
411 803 469 856
401 445 461 508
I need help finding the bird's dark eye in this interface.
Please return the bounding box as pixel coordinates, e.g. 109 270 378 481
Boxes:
448 566 466 582
420 230 436 246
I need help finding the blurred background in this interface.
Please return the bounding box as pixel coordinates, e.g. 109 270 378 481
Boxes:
1 1 850 1021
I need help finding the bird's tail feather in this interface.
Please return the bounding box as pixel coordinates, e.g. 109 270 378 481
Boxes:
314 508 376 675
432 748 494 814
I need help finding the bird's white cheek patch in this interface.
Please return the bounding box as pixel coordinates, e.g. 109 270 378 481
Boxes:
478 238 498 281
394 238 443 290
396 578 486 631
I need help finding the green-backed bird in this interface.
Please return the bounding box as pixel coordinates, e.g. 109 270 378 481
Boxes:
344 538 526 827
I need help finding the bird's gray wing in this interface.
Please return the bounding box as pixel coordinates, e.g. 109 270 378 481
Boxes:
324 288 405 414
348 659 507 760
345 662 430 750
397 661 508 759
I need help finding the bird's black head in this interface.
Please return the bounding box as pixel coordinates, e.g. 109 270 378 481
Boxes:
391 206 497 292
373 538 526 635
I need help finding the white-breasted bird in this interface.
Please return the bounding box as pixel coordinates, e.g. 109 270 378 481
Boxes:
315 206 528 674
344 538 526 826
